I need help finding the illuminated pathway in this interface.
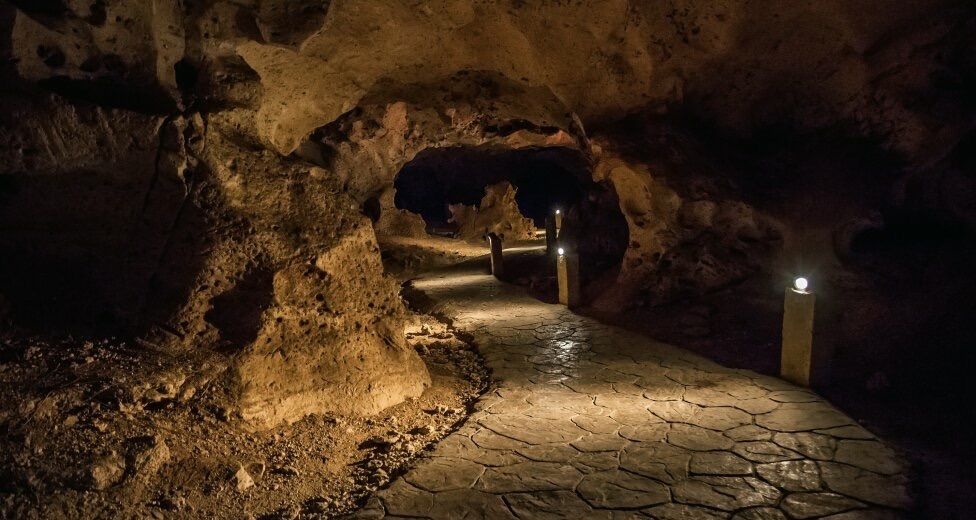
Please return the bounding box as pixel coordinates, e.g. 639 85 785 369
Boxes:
354 263 912 519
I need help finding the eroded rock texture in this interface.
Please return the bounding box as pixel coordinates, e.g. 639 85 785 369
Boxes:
448 182 538 244
1 0 975 430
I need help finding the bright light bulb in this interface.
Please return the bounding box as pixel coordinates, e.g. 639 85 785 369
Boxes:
794 277 809 291
557 247 565 256
555 209 561 215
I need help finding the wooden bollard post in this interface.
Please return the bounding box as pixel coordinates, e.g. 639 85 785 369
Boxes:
488 232 504 279
557 248 580 308
781 278 815 386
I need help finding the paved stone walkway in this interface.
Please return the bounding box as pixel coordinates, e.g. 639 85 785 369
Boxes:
353 263 912 519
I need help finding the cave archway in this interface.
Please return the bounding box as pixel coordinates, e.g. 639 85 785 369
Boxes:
394 146 589 229
391 145 629 283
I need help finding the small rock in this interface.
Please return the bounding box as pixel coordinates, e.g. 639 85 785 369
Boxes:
309 498 331 513
411 424 435 436
278 504 301 519
76 452 125 491
246 461 266 480
159 494 187 511
234 465 255 492
274 465 300 477
128 436 170 482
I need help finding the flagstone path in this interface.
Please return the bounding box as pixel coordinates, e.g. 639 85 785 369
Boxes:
352 262 912 519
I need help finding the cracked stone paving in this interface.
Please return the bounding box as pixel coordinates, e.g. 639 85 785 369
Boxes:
351 262 912 520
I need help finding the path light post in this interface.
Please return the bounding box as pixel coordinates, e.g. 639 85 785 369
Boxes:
557 247 580 308
781 277 815 386
488 232 504 279
554 208 563 230
545 215 558 255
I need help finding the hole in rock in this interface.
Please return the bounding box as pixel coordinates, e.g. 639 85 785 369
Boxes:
174 58 199 93
362 195 381 223
87 0 106 26
203 266 274 353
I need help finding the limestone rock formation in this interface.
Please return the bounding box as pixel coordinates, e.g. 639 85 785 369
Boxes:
372 187 429 239
589 149 784 309
448 182 538 244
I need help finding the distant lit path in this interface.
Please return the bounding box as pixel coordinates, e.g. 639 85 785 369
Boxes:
353 262 912 519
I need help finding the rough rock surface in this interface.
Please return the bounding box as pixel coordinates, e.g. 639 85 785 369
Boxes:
589 148 784 309
0 0 974 515
449 181 538 244
373 187 429 239
0 313 489 518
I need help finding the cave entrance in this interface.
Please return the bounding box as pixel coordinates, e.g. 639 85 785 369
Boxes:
390 145 629 290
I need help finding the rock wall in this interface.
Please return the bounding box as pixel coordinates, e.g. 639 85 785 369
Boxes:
587 147 783 310
0 91 176 331
12 0 971 161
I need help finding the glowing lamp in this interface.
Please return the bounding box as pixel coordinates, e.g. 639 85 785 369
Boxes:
557 247 565 256
555 209 561 215
794 277 809 292
782 276 816 387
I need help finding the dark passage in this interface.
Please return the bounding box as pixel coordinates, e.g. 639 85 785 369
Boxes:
393 145 630 283
394 146 589 228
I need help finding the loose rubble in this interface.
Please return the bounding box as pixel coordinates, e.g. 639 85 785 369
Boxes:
0 314 489 519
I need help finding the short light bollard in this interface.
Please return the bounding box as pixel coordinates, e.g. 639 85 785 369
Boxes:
781 277 815 386
557 248 580 308
545 216 558 255
554 209 563 230
488 232 504 279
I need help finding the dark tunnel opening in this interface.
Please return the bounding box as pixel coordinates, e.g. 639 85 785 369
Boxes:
394 146 589 229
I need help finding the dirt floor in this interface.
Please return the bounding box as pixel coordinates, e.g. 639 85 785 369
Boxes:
0 308 488 520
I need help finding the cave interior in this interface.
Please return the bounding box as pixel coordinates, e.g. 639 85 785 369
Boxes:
1 0 975 518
